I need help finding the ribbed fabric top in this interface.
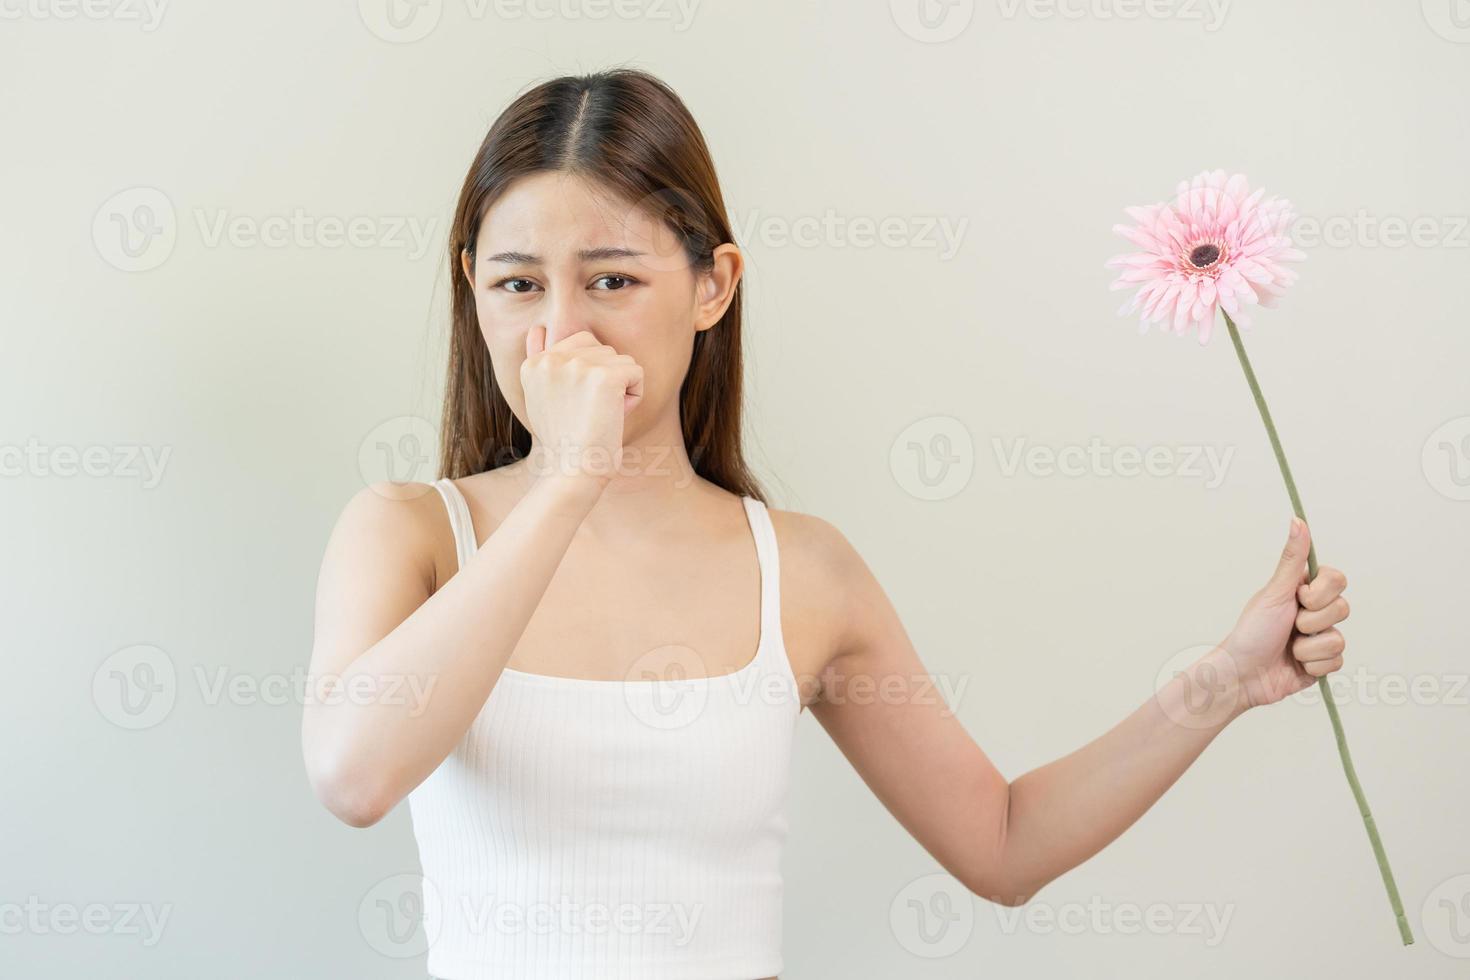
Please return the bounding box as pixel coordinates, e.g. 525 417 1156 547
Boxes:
408 479 802 980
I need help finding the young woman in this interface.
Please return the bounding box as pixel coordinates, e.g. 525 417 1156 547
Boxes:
301 68 1351 979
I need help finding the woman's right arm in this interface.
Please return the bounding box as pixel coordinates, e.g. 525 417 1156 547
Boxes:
300 470 605 828
303 325 642 828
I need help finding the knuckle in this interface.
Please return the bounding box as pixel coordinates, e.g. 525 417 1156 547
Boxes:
1310 655 1343 676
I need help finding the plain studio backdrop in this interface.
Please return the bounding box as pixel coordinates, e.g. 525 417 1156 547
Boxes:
3 1 1468 977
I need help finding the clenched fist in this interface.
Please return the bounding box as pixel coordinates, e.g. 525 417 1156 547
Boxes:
518 326 644 483
1219 517 1350 710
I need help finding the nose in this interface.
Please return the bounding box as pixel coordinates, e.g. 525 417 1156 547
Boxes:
542 284 595 349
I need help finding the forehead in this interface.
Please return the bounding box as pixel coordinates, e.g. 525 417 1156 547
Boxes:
475 172 657 254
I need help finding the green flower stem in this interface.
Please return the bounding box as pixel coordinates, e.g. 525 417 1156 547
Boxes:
1221 309 1413 946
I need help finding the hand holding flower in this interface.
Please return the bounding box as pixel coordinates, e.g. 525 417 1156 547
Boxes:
1215 518 1351 711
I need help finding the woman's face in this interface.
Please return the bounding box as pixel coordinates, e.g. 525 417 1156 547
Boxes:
461 171 741 446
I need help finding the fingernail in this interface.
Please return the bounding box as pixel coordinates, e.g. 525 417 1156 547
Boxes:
1289 518 1302 538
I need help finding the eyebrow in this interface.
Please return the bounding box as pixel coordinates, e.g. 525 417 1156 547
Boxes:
481 247 646 264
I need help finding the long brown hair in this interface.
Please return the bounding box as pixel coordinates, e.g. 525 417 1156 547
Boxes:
438 67 764 502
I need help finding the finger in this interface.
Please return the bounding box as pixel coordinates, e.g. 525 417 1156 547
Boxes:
1267 517 1312 597
525 324 547 359
1301 654 1344 678
1292 627 1346 663
599 358 643 413
1298 566 1347 612
623 363 644 414
548 329 602 352
1297 595 1349 634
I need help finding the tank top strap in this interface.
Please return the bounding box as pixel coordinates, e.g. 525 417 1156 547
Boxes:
741 496 788 668
431 478 477 571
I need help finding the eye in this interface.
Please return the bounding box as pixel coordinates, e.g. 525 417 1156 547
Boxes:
591 274 637 291
493 277 540 294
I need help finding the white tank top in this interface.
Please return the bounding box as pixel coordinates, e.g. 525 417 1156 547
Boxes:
407 478 802 979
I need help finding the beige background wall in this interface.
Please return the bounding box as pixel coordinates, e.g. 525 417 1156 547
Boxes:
4 1 1468 976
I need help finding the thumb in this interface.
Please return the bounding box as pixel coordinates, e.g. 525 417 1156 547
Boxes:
1267 517 1311 596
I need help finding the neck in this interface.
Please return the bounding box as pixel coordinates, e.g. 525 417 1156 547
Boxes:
523 413 702 536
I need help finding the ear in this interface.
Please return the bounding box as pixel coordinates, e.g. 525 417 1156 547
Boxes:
460 247 475 287
693 243 743 332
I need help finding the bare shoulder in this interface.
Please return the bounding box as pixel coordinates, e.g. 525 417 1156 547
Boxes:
766 506 868 583
765 505 879 696
307 480 458 682
332 479 448 540
323 480 454 593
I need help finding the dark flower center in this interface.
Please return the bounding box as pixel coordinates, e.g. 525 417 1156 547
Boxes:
1189 244 1222 268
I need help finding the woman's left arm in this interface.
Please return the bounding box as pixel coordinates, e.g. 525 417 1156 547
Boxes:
805 515 1346 907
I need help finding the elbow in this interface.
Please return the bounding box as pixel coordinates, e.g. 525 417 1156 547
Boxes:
960 872 1036 908
960 783 1035 907
986 888 1034 909
304 745 395 829
325 788 392 830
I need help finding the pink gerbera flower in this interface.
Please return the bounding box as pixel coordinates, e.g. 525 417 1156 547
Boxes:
1106 170 1306 343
